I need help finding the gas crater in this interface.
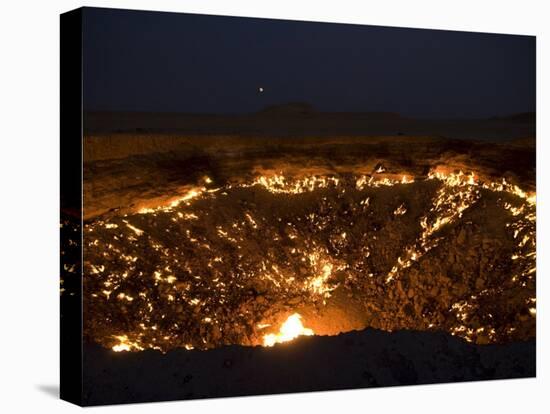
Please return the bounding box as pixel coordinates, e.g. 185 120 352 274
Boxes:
75 170 536 352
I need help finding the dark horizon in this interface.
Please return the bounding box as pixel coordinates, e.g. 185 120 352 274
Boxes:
82 7 536 119
83 107 536 121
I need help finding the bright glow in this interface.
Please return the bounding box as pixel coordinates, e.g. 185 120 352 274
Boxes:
263 313 314 347
111 335 144 352
305 263 334 297
138 186 207 214
125 223 144 236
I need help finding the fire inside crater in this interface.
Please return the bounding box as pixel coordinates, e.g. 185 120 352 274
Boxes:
79 169 536 352
262 313 314 347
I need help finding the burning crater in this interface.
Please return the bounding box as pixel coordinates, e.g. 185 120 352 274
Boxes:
80 168 536 353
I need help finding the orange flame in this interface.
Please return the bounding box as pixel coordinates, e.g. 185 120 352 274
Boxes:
263 313 314 347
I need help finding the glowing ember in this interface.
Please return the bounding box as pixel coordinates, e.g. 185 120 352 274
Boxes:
305 262 336 298
263 313 314 347
138 186 208 214
125 222 144 236
112 335 144 352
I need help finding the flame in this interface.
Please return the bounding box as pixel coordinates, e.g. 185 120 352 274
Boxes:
124 222 144 236
111 334 144 352
305 263 335 297
263 313 314 347
252 174 340 194
138 186 207 214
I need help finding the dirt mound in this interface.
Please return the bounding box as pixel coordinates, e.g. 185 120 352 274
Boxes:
81 329 535 405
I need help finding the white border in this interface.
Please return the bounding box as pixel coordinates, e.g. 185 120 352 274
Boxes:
0 1 546 412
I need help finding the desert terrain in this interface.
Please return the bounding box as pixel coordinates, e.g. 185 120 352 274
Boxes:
61 107 536 404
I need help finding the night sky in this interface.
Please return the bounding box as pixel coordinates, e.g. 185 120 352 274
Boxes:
83 7 535 118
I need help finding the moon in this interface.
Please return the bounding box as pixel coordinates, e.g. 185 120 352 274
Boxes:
258 87 264 93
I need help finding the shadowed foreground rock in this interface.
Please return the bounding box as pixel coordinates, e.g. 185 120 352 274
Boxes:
82 328 535 406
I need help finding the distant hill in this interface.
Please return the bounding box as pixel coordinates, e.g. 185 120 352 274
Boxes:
256 102 404 120
257 102 316 116
489 112 535 123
